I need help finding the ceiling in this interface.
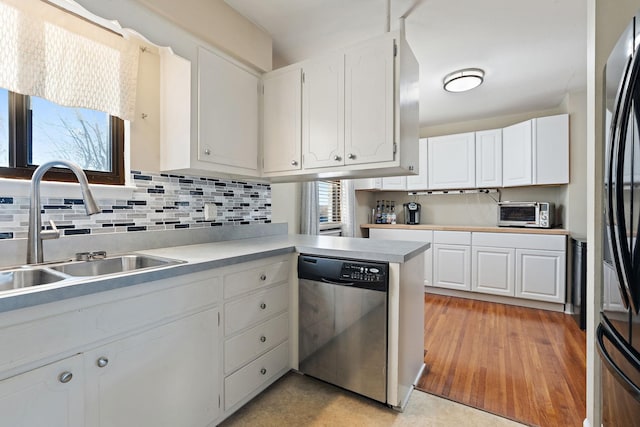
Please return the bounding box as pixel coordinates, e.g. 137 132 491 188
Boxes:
224 0 587 128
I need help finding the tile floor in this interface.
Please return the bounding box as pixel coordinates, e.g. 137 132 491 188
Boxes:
219 372 525 427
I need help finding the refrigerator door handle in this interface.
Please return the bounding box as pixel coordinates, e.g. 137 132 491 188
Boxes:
597 320 640 401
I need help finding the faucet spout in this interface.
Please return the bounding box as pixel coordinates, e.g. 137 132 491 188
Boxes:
27 160 101 264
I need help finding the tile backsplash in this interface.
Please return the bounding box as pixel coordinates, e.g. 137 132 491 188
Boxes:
0 171 271 239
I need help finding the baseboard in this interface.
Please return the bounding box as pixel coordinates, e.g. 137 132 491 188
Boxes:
424 286 566 312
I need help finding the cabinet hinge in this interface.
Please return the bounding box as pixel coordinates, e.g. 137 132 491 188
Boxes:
393 142 397 155
218 395 221 408
217 312 220 327
302 71 305 84
393 43 397 57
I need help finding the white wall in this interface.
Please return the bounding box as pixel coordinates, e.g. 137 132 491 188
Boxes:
134 0 272 72
271 182 301 234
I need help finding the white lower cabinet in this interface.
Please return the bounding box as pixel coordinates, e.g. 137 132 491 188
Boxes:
221 257 291 416
432 231 472 291
0 255 293 427
473 232 567 303
84 309 220 427
433 243 471 291
0 354 84 427
515 248 566 303
472 246 515 296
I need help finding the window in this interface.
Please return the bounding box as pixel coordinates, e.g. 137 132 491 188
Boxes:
318 180 343 236
0 88 124 184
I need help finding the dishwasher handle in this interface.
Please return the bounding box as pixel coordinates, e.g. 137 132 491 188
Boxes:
321 277 355 286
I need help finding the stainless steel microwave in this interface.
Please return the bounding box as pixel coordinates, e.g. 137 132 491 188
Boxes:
497 202 555 228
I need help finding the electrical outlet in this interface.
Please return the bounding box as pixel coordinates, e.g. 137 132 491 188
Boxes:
204 203 217 220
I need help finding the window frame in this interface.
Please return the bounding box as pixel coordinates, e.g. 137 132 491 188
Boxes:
318 179 342 226
1 91 125 185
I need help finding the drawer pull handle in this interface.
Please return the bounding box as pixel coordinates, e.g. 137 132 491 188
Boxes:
260 368 267 375
260 302 267 310
260 274 267 281
260 335 267 343
59 371 73 383
97 357 109 368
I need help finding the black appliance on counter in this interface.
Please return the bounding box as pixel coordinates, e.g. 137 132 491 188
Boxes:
403 202 421 225
600 10 640 425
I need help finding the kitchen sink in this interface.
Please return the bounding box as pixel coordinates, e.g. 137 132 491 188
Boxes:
48 254 184 277
0 267 67 292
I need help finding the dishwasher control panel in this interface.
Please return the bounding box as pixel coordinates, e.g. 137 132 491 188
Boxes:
341 263 384 282
298 255 388 291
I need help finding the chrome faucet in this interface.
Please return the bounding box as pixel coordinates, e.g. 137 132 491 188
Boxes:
27 160 101 264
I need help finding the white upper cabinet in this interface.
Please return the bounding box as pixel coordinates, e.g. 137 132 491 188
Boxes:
502 120 533 187
381 176 407 190
406 138 429 190
198 46 260 175
344 36 395 166
302 54 345 169
503 114 569 187
262 30 419 181
534 114 569 185
428 132 476 189
475 129 502 187
262 67 302 173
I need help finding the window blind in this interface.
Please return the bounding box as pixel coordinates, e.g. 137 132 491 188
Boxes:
318 180 342 224
0 0 139 121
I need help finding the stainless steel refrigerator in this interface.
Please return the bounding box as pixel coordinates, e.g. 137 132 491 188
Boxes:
601 10 640 425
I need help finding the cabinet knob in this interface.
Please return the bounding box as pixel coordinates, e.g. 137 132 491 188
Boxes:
333 155 342 161
347 153 355 160
58 371 73 383
291 160 298 166
260 368 267 375
260 335 267 343
97 357 109 368
260 274 267 281
204 149 211 155
260 302 267 310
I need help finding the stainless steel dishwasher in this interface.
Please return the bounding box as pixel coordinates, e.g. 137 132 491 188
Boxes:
297 254 389 404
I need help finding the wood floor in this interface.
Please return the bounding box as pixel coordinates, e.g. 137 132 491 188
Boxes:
416 294 587 427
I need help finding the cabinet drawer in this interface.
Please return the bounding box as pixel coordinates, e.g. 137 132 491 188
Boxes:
434 231 471 245
472 232 566 251
224 283 289 336
224 312 289 374
224 341 289 410
224 259 290 300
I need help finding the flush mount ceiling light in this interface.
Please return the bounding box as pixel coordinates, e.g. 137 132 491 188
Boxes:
443 68 485 92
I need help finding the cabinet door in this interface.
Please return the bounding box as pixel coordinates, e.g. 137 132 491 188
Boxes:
381 176 407 190
472 246 515 296
263 68 302 173
515 249 566 302
433 244 471 290
344 36 395 165
406 138 429 190
369 229 433 286
475 129 503 187
198 46 259 172
502 120 533 187
534 114 569 185
302 54 345 169
428 133 476 189
85 309 220 427
0 354 84 427
603 261 626 312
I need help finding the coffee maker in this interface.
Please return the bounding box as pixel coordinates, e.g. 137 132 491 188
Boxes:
403 202 421 225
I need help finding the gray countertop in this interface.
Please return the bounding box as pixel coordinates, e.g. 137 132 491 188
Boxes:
0 234 428 314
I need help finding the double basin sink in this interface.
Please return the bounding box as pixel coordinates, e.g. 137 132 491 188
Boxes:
0 254 185 293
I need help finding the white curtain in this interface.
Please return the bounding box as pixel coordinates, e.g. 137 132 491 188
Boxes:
0 0 139 121
300 181 319 235
340 179 356 237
